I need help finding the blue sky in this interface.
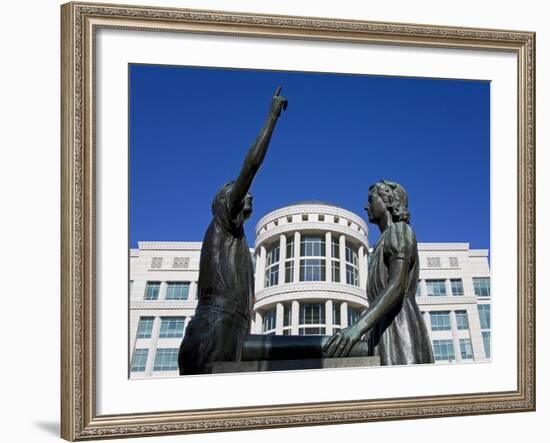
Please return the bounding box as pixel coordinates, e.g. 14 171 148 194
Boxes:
129 64 490 251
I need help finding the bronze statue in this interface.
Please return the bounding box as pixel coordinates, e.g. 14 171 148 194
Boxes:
178 87 288 375
324 180 434 365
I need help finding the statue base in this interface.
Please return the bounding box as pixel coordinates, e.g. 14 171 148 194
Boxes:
211 356 380 373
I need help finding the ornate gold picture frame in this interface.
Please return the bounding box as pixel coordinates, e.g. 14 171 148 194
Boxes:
61 1 535 440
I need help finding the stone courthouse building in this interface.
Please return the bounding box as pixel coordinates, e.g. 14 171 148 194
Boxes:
129 202 491 378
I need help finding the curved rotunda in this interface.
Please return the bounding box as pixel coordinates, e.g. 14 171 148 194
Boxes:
250 202 370 337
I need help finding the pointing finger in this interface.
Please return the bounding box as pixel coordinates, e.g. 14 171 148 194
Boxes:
275 85 282 96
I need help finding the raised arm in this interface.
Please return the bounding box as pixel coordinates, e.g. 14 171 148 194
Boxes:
228 87 288 218
323 257 409 358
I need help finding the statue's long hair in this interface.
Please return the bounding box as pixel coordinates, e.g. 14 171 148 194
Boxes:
369 180 411 224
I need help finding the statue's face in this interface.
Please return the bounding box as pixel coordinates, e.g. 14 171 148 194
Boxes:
365 189 386 223
243 193 253 219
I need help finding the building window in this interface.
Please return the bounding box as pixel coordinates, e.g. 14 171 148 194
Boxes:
165 282 190 300
449 257 459 268
345 242 359 286
153 348 179 371
348 306 361 326
131 349 148 372
482 331 491 358
159 317 185 338
318 214 325 222
300 303 325 324
331 237 339 258
283 303 292 328
299 236 326 281
478 304 491 358
286 236 295 259
433 339 455 362
426 279 447 296
285 236 294 283
478 305 491 329
144 281 160 300
265 244 280 287
415 280 422 297
473 277 490 297
301 235 325 256
430 311 451 331
299 327 326 335
460 338 474 360
455 310 470 330
331 236 341 283
263 308 276 333
300 259 325 281
427 257 441 268
450 279 464 296
332 260 341 283
136 317 154 339
332 302 341 327
285 261 294 283
298 302 325 335
345 262 359 286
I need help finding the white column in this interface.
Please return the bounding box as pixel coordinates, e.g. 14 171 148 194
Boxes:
254 311 263 334
293 232 300 283
325 231 332 282
449 310 462 362
291 300 300 335
256 245 267 290
188 281 198 302
445 279 453 297
423 311 433 339
129 312 141 353
340 301 349 328
144 317 161 376
275 303 284 335
158 281 167 300
339 234 346 284
463 276 477 297
325 300 333 335
278 235 286 285
358 245 366 288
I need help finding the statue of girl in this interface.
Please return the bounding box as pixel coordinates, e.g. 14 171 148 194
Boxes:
324 180 434 365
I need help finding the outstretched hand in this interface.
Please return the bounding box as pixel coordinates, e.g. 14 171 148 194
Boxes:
270 85 288 117
323 325 362 358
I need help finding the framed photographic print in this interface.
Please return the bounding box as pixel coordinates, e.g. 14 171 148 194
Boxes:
61 1 535 440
